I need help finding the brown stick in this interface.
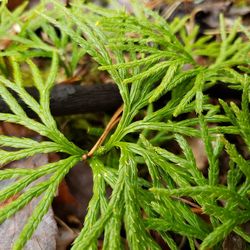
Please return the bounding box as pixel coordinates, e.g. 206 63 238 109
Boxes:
82 105 123 160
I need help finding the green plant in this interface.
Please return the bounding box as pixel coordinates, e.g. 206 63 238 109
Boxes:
0 1 249 249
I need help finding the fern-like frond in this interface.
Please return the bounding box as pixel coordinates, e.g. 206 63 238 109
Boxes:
0 0 249 249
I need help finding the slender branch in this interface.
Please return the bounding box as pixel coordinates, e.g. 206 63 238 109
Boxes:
82 105 123 160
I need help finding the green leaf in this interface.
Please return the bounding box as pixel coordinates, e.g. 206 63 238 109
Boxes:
0 142 63 166
12 156 80 250
224 139 250 180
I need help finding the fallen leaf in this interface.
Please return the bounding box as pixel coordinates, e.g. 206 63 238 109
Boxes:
0 154 58 250
53 161 93 225
65 161 93 220
223 232 247 250
55 216 78 250
56 226 77 250
1 122 39 138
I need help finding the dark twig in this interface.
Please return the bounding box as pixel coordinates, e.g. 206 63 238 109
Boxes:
0 84 122 116
0 83 242 117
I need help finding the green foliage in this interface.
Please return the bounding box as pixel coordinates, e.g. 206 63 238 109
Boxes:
0 1 249 249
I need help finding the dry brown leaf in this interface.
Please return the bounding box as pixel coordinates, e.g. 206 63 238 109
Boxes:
1 122 38 138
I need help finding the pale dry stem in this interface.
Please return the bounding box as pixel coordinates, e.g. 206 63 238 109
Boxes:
82 105 123 160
